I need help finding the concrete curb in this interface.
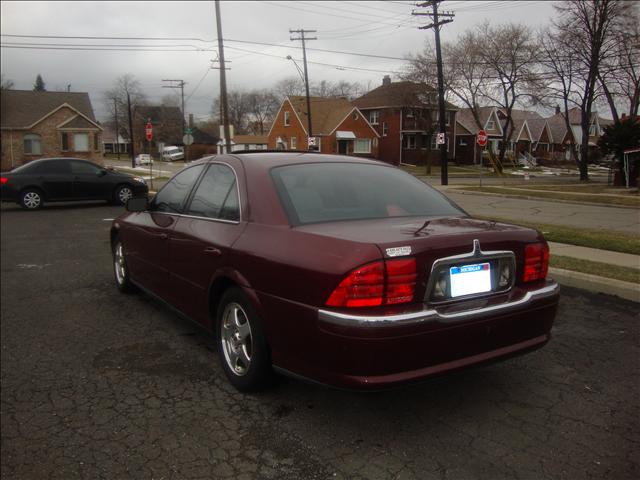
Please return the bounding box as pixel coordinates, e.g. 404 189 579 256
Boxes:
440 188 639 210
549 267 640 303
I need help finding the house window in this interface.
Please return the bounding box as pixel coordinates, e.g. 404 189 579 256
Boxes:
406 109 414 118
431 135 438 150
382 122 388 137
353 112 359 120
486 120 495 130
284 111 290 126
24 134 42 155
94 133 100 152
74 133 89 152
354 139 371 154
290 136 297 149
403 135 416 150
370 110 379 125
459 137 468 146
61 132 69 151
431 110 451 126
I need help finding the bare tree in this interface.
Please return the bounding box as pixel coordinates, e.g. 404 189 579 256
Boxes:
274 77 306 102
246 90 279 135
212 91 251 134
476 22 541 170
554 0 630 181
104 74 147 141
538 27 580 165
160 93 181 107
597 8 640 121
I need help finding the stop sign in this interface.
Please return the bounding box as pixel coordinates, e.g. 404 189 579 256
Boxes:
477 130 488 147
145 122 153 141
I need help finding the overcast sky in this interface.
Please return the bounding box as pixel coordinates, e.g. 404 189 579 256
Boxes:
1 1 557 123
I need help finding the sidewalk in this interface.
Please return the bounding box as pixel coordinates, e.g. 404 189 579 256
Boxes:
547 242 639 303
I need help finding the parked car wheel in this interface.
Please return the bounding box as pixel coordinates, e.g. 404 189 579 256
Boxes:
217 288 272 392
19 188 44 210
112 238 136 293
114 185 134 205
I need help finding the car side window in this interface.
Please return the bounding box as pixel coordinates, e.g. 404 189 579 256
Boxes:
185 164 240 221
70 161 102 175
35 160 71 175
151 164 205 214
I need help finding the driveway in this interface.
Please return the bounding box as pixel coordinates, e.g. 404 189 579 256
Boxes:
1 203 638 479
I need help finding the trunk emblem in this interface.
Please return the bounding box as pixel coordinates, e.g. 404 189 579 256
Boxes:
473 239 482 257
386 246 412 257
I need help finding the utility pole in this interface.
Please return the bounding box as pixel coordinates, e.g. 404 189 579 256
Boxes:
162 79 186 136
215 0 232 154
127 92 135 168
290 28 316 149
113 98 120 160
413 1 454 185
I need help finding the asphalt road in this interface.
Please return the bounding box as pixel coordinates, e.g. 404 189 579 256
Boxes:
1 202 638 480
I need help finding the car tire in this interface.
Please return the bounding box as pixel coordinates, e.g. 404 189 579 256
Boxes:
112 237 137 293
216 287 273 392
114 184 134 206
19 188 44 210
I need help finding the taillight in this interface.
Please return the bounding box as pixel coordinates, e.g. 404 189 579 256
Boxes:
0 177 7 185
523 243 549 282
326 258 417 308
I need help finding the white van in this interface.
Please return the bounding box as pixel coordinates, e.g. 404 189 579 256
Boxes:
161 146 184 162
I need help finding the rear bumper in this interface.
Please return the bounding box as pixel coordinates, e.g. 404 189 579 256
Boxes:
318 282 559 328
260 281 559 390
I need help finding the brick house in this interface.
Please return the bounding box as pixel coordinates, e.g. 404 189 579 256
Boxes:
352 76 457 166
1 90 103 171
268 96 379 157
455 107 504 164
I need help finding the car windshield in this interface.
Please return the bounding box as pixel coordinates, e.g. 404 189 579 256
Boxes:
271 162 463 225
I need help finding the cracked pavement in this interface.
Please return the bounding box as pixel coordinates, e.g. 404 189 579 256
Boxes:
1 202 639 479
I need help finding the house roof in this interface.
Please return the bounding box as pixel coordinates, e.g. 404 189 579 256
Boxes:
456 106 500 135
352 81 458 110
287 96 360 135
526 118 550 142
0 89 98 128
546 113 570 144
509 109 544 120
191 126 218 145
234 134 268 145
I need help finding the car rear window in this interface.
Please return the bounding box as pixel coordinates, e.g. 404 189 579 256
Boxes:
271 163 463 225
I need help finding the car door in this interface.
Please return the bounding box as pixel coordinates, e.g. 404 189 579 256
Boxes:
167 162 245 325
70 160 112 200
122 164 206 299
34 159 74 200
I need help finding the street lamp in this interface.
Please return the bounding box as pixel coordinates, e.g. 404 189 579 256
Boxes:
286 55 305 85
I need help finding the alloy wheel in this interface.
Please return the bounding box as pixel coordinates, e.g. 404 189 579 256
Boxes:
221 302 253 376
23 191 41 209
118 187 133 204
114 242 126 285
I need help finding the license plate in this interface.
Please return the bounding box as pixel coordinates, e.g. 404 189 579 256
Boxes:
450 262 491 297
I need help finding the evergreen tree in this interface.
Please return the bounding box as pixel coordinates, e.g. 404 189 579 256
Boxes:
33 74 46 91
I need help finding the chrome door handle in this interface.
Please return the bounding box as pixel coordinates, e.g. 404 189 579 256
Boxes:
204 247 222 256
160 233 168 240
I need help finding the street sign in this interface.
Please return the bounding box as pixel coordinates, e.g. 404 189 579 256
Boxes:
145 122 153 141
183 134 194 146
477 130 488 147
436 133 445 145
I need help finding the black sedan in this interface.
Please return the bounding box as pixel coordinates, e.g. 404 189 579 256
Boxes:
0 158 148 209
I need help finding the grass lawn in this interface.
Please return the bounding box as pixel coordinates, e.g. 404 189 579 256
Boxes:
457 186 639 207
550 255 640 284
473 215 640 256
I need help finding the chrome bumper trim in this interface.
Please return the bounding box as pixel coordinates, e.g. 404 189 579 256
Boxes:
318 282 559 327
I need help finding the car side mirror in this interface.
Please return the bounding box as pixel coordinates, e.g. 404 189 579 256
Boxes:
126 197 148 212
98 169 108 177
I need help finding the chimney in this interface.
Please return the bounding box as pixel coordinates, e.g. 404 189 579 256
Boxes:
382 75 391 86
555 105 560 115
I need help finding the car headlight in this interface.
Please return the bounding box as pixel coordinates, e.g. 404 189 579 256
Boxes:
132 176 146 184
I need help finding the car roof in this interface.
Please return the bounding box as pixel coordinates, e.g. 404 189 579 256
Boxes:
192 152 392 174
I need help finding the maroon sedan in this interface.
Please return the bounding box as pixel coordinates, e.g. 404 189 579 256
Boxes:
111 153 559 391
